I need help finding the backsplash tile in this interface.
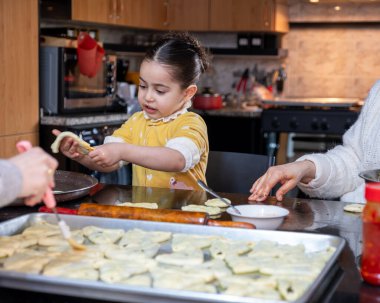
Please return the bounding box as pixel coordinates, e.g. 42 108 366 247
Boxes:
283 26 380 99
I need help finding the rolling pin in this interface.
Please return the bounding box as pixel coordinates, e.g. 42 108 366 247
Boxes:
76 203 255 229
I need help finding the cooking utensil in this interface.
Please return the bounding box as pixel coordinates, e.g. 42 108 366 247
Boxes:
359 169 380 183
192 93 223 110
51 208 86 251
0 213 345 303
53 170 99 202
197 180 241 215
39 204 254 229
16 141 85 251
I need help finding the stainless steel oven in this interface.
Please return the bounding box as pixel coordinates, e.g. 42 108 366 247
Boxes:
40 45 117 115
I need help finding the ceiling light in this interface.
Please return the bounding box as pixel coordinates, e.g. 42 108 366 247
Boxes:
309 0 319 2
334 5 341 10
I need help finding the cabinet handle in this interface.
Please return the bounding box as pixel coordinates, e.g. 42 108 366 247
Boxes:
115 0 121 20
163 0 169 27
264 0 271 28
109 0 116 19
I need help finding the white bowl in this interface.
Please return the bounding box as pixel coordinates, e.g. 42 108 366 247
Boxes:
227 204 289 230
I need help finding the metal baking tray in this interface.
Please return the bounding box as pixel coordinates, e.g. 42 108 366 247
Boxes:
0 214 345 303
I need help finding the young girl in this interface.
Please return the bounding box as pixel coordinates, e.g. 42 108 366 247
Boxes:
53 32 210 190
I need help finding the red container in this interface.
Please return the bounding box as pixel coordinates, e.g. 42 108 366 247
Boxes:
192 94 223 110
361 182 380 285
77 32 104 78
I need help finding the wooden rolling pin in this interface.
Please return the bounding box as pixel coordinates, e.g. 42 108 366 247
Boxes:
77 203 255 229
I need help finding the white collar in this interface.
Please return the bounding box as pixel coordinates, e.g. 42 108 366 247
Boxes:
143 100 192 123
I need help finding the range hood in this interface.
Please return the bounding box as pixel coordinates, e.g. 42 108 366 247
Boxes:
289 0 380 23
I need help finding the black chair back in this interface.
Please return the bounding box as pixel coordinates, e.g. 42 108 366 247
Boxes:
206 151 272 194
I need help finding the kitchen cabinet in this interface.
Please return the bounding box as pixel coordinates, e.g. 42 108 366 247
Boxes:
0 0 39 158
72 0 209 31
165 0 209 31
72 0 117 24
210 0 288 33
200 115 265 155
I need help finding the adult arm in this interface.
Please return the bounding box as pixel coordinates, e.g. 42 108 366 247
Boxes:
0 160 23 207
297 80 380 200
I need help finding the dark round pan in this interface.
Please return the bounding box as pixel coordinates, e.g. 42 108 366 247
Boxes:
53 170 98 202
359 169 380 183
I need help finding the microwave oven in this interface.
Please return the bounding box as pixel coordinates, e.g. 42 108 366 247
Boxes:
40 46 117 115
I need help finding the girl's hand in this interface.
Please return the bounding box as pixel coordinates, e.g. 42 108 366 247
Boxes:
248 160 316 202
52 129 85 161
89 143 122 167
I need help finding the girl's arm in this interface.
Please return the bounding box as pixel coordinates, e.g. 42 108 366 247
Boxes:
52 129 119 173
89 143 186 172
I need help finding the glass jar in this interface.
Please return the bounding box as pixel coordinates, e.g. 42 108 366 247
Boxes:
361 182 380 285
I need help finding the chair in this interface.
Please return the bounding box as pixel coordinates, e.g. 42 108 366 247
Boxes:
206 151 273 194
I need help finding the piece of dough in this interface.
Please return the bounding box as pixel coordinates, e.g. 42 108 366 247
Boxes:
343 203 365 213
82 226 124 244
117 202 159 209
118 228 171 247
51 131 94 154
204 198 231 208
181 204 221 217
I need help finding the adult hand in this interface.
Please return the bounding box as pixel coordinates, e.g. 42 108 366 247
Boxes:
248 160 316 202
89 143 122 167
52 129 85 161
9 147 58 206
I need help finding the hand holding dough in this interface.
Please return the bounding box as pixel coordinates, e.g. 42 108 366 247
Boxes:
51 131 94 155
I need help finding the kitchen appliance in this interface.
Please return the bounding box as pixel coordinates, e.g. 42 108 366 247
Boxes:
40 45 117 115
261 97 362 158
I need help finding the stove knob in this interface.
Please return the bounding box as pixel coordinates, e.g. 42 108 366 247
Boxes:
271 118 280 129
321 119 330 131
289 118 298 130
311 119 319 130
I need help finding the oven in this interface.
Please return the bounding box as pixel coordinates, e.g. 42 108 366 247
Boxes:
40 122 132 185
261 98 362 161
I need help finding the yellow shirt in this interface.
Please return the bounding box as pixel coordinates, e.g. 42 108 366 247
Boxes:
111 111 209 190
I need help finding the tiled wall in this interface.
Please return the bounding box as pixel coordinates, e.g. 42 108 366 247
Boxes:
283 1 380 99
283 26 380 98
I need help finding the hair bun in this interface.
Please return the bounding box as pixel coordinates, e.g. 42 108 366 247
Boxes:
162 32 209 73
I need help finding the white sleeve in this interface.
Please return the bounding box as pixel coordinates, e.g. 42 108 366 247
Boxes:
104 136 125 144
166 137 201 172
103 136 129 167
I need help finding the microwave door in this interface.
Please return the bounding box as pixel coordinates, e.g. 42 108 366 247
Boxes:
64 50 109 111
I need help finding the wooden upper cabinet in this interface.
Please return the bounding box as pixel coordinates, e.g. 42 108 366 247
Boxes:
166 0 209 31
72 0 115 24
72 0 209 31
210 0 288 33
72 0 287 32
119 0 167 29
0 0 39 139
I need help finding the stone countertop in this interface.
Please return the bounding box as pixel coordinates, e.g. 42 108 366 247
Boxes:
191 106 262 118
40 108 261 128
40 113 130 127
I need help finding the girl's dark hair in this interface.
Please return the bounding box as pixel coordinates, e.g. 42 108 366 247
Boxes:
144 32 210 89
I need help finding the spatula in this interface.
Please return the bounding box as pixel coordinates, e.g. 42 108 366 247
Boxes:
16 141 86 251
